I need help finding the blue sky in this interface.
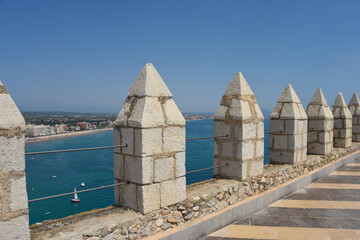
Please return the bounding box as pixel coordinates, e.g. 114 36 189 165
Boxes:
0 0 359 114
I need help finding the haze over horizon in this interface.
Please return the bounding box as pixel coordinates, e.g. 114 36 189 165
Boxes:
1 0 359 113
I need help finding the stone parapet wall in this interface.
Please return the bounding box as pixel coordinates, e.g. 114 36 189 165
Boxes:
113 63 186 214
349 93 360 142
0 81 30 239
30 144 360 240
306 88 334 155
269 84 308 164
214 72 264 180
331 93 352 148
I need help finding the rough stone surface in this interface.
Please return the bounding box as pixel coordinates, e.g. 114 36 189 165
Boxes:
113 63 186 214
349 93 360 142
306 88 334 155
331 93 352 148
270 84 308 164
214 72 264 180
0 81 30 239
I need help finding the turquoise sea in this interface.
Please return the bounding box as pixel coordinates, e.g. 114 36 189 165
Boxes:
26 119 270 224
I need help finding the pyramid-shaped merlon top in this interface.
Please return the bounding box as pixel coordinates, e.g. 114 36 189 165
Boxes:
0 81 9 94
349 93 360 106
0 81 26 130
332 92 347 108
128 63 173 97
309 87 329 106
276 84 301 103
224 72 255 97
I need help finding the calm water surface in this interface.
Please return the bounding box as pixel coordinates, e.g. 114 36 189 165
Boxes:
26 119 270 224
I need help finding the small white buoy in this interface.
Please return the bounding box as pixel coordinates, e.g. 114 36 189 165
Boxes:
81 182 85 187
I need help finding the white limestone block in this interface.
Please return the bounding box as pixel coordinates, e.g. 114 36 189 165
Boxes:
214 142 219 155
254 104 264 119
163 127 185 153
223 72 255 97
134 128 162 157
288 134 302 150
257 121 264 139
333 119 343 129
128 63 172 97
345 119 352 128
154 157 175 182
229 98 252 120
137 183 160 214
0 93 26 131
332 108 341 118
222 142 233 158
214 105 227 120
128 97 165 128
248 160 263 178
163 99 185 126
273 135 288 150
214 121 230 137
236 141 255 160
0 136 25 173
126 156 153 184
121 127 134 155
114 98 132 126
270 119 284 134
302 133 307 147
160 177 186 207
277 84 301 103
118 183 137 210
270 103 282 119
113 128 121 146
10 176 28 211
285 120 299 135
309 120 326 131
256 140 264 158
0 215 30 240
175 152 185 177
306 105 320 118
325 120 333 131
234 122 256 139
307 131 318 143
114 154 124 180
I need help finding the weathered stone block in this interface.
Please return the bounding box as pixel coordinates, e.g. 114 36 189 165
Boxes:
288 134 302 150
248 160 263 178
114 154 125 180
154 157 175 182
163 99 185 126
235 122 256 139
175 152 185 177
113 128 121 146
128 97 165 128
10 176 28 211
137 184 160 214
270 120 284 134
134 128 162 157
273 135 288 150
307 131 317 143
285 120 299 135
0 136 25 173
214 142 219 155
236 141 255 160
214 121 230 137
163 127 185 153
222 141 233 158
0 215 30 240
309 120 326 131
257 121 264 139
160 177 186 207
117 183 137 210
256 140 264 158
229 99 251 120
126 156 153 184
121 127 134 155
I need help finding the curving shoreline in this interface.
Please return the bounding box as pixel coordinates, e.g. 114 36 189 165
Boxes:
25 128 113 144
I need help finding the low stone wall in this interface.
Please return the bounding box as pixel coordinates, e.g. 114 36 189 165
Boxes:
30 143 360 240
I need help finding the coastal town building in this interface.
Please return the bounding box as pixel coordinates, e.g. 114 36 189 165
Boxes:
26 124 54 137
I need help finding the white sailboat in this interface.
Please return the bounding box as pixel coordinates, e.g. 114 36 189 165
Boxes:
71 187 80 202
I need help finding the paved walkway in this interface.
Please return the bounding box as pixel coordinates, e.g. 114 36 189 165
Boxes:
206 158 360 240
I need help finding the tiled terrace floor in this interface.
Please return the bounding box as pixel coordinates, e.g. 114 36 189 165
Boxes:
206 159 360 240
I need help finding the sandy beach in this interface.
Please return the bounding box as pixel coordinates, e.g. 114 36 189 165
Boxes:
25 128 113 143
